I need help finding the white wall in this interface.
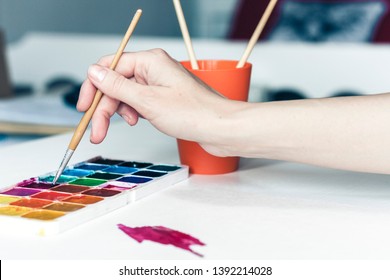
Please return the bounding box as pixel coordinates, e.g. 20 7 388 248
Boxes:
191 0 238 38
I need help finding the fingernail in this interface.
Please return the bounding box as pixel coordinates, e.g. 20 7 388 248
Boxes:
89 64 107 82
121 114 131 124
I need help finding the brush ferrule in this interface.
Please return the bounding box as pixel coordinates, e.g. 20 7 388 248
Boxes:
52 149 74 184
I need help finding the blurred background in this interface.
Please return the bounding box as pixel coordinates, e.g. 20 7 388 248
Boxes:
1 0 390 145
1 0 389 43
0 0 237 42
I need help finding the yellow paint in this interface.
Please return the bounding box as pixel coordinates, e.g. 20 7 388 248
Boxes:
22 209 65 220
0 206 32 216
0 196 21 205
39 228 46 237
44 202 85 212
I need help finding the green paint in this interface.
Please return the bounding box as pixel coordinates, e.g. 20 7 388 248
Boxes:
69 178 107 187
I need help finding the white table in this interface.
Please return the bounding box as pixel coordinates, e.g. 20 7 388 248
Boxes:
1 33 390 259
1 119 390 259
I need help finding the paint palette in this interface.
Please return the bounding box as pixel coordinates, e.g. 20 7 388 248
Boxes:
0 156 188 236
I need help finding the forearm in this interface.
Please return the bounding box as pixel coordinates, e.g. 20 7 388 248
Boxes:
217 93 390 174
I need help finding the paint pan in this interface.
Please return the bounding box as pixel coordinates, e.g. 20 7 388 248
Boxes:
68 178 107 187
0 156 188 236
86 172 123 180
120 161 153 168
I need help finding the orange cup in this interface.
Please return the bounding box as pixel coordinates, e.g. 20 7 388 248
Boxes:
178 60 252 174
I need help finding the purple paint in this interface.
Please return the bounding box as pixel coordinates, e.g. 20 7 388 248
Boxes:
1 187 41 197
20 182 56 190
117 224 205 257
103 185 135 191
101 181 137 190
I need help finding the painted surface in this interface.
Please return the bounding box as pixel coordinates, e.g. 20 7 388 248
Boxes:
118 224 205 257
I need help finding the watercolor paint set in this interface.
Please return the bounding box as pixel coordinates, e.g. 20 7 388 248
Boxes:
0 156 188 236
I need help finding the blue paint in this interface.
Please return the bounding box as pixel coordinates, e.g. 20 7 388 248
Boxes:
120 161 153 168
103 166 137 174
132 170 167 178
39 175 78 183
88 157 125 165
75 163 110 171
117 176 152 184
87 172 123 180
62 168 94 177
148 165 181 172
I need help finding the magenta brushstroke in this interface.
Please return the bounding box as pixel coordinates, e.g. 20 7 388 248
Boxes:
118 224 205 257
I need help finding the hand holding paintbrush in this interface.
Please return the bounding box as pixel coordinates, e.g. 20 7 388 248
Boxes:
55 0 277 178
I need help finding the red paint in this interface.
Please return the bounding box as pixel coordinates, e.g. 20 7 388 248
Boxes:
31 191 72 201
117 224 205 257
11 198 52 208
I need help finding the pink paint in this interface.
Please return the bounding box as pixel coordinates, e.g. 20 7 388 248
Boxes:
117 224 205 257
16 177 37 187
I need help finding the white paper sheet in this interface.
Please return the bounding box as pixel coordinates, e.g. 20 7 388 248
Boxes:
0 95 83 126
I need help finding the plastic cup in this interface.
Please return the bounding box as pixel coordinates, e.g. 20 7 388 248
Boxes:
178 60 252 174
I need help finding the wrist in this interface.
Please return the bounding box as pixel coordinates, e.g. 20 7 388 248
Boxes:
199 100 269 157
202 101 291 159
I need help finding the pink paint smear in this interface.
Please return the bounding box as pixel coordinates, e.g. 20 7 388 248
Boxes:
118 224 205 257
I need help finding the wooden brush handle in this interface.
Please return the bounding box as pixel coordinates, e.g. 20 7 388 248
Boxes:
68 89 103 150
237 0 277 68
68 9 142 150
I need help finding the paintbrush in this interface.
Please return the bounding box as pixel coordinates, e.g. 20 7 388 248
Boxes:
52 9 142 185
173 0 199 69
236 0 277 68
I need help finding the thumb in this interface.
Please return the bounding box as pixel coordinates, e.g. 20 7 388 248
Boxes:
88 64 142 106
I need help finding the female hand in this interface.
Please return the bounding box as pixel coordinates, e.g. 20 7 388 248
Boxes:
77 49 240 156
